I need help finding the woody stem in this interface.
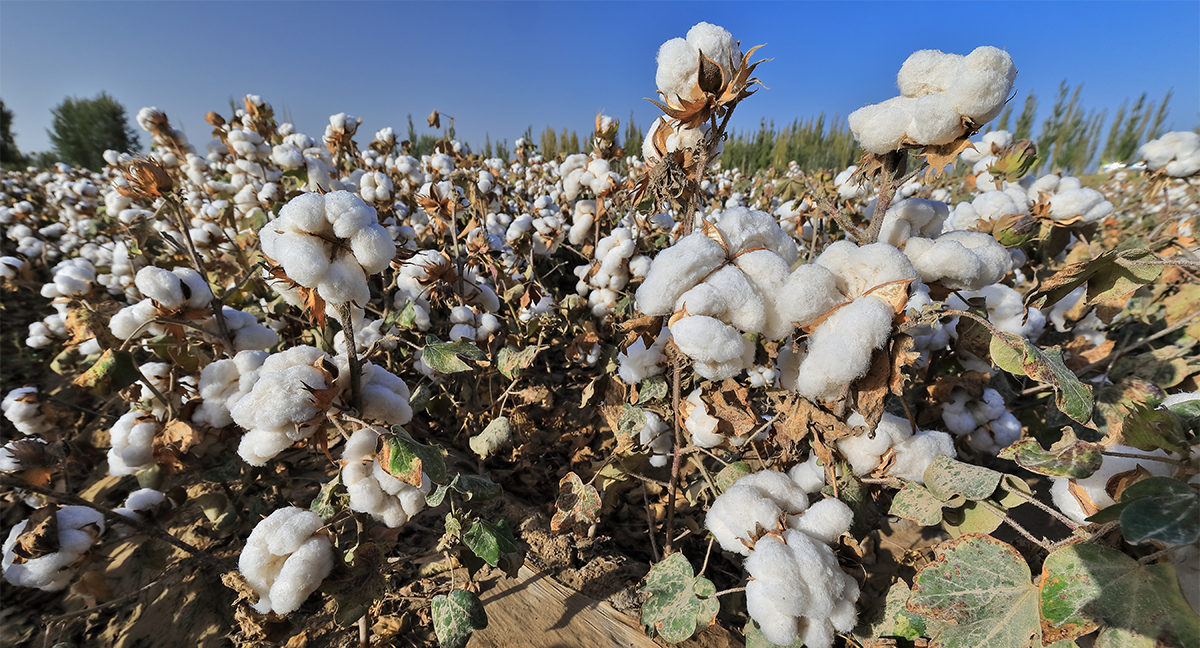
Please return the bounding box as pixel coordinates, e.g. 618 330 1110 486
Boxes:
338 301 364 413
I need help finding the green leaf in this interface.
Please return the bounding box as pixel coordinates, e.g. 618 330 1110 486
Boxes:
463 519 518 567
1118 476 1200 545
637 375 669 403
432 589 488 648
452 473 503 502
1120 405 1190 456
942 499 1006 536
1039 543 1199 647
907 534 1040 648
998 429 1104 478
380 426 447 486
310 473 346 522
422 335 487 374
409 383 431 413
320 542 387 625
469 417 512 458
426 482 450 508
617 404 647 438
496 344 545 380
640 552 720 643
550 472 601 533
713 461 752 494
923 455 1003 501
854 579 929 642
890 482 948 526
989 332 1094 424
72 349 139 395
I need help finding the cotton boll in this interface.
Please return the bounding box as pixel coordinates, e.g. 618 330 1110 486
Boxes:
675 265 765 334
349 226 396 274
107 410 159 476
744 538 807 645
705 483 784 555
638 411 672 467
814 240 918 299
239 507 332 615
3 506 105 591
889 430 956 482
908 93 964 145
897 49 963 98
316 252 370 306
878 197 950 246
849 96 918 154
789 454 827 494
135 266 184 309
1049 187 1113 223
715 206 799 265
740 470 810 515
794 296 896 402
1050 445 1176 524
904 230 1012 290
673 315 754 380
684 388 725 448
341 427 430 527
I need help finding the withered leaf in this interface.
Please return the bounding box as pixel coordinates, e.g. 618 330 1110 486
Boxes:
771 391 855 445
618 314 664 352
704 379 758 438
11 505 60 564
852 334 918 430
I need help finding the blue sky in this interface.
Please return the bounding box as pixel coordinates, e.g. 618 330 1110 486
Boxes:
2 1 1197 157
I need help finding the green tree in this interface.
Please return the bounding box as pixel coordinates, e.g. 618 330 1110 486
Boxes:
2 99 28 168
1014 92 1038 141
48 92 140 170
625 111 644 159
539 126 558 159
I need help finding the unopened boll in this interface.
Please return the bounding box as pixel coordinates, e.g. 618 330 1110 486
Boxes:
1137 131 1200 178
3 506 106 591
259 191 395 306
340 426 431 527
941 388 1022 455
238 507 333 615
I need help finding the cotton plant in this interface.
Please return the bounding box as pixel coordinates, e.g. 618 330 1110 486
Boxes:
848 46 1017 154
2 505 106 591
340 426 432 527
704 470 859 648
238 507 333 615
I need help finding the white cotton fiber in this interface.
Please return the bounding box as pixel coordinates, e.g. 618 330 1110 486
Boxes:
903 230 1012 290
716 207 799 265
1138 131 1200 177
897 49 963 98
705 483 784 555
135 266 184 309
639 411 672 467
849 96 917 154
908 93 963 145
793 296 895 402
238 507 332 615
3 505 106 591
618 329 669 385
814 240 918 299
635 234 726 316
684 389 725 448
788 497 853 545
740 470 810 515
878 198 949 246
341 426 430 527
656 38 700 105
889 430 957 482
1048 187 1113 223
947 46 1017 123
789 454 827 494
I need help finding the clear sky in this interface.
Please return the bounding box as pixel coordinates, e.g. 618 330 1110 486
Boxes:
2 1 1197 158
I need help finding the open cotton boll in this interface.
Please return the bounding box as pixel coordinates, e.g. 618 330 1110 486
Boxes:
617 328 669 385
1050 445 1176 524
878 198 949 246
897 49 963 98
675 265 766 334
192 350 268 428
941 387 1022 455
673 315 755 380
834 165 869 200
232 345 336 466
946 46 1017 123
107 411 159 476
787 497 853 545
1138 131 1200 177
789 454 828 494
2 387 51 436
341 426 431 527
342 361 412 426
814 240 919 300
684 388 725 448
849 96 917 154
793 296 896 402
745 537 810 645
638 411 672 467
903 230 1013 290
1048 187 1113 223
837 412 909 475
705 483 784 555
239 507 333 615
114 488 169 522
716 206 799 264
890 430 957 482
3 506 105 591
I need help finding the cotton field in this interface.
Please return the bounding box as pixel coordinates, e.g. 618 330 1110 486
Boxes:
2 20 1199 648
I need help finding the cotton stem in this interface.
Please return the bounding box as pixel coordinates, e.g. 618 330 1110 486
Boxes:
165 196 234 353
338 301 364 413
864 150 907 244
664 359 683 556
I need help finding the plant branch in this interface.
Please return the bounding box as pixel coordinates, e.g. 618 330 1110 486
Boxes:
338 301 364 413
0 475 234 573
